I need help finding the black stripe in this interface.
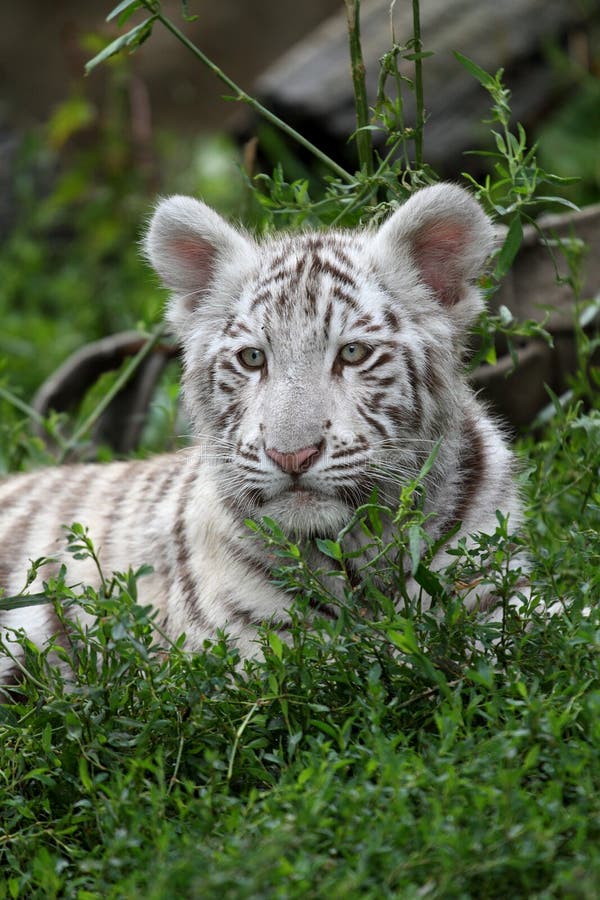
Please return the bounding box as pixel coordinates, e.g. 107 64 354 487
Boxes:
237 447 259 462
330 247 354 270
39 465 104 588
357 404 390 439
134 461 182 582
265 251 287 270
331 285 360 311
384 308 400 331
330 446 366 460
369 392 385 412
352 314 375 328
364 375 395 387
215 401 242 430
323 301 334 339
249 290 272 311
362 352 394 374
401 346 423 428
173 467 210 629
223 537 271 581
304 283 317 314
260 268 292 289
0 474 35 513
218 359 240 376
423 344 444 396
327 460 367 473
0 468 67 596
384 404 408 432
451 418 486 527
220 595 255 627
318 258 357 288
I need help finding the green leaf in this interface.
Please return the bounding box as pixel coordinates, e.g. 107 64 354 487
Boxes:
418 439 442 480
41 723 52 754
570 411 600 435
315 538 343 561
414 562 444 597
523 744 541 771
408 525 422 575
454 52 497 90
0 592 52 612
367 504 383 538
106 0 142 23
493 132 507 155
386 620 418 654
268 631 284 660
79 755 93 792
402 51 435 61
540 172 581 186
485 345 497 365
47 97 95 149
535 196 580 212
85 18 155 74
493 215 523 280
261 517 286 540
297 767 313 787
311 720 339 739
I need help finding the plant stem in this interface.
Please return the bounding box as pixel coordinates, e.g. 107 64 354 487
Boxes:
144 3 355 185
344 0 373 175
411 0 425 166
0 387 68 451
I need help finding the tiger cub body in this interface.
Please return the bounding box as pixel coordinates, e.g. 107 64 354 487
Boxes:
0 184 524 672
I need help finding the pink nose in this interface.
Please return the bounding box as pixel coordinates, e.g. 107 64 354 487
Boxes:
266 444 321 474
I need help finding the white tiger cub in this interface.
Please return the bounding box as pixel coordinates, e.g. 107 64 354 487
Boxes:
0 184 527 674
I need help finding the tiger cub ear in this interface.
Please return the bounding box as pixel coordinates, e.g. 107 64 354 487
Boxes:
372 183 496 325
143 195 256 332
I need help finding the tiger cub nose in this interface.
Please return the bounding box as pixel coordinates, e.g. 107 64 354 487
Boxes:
266 444 322 474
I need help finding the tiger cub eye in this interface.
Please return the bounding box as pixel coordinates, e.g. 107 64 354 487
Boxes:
237 347 266 369
339 342 371 365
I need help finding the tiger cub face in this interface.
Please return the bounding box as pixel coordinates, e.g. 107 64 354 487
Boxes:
144 184 495 539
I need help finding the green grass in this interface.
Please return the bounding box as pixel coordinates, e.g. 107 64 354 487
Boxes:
0 393 598 898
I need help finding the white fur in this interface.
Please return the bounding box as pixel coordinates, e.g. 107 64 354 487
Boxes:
1 185 529 673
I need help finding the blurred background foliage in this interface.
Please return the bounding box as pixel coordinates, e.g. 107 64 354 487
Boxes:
0 56 248 399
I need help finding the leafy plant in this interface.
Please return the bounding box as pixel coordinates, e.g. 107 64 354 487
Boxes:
0 470 598 896
456 53 580 280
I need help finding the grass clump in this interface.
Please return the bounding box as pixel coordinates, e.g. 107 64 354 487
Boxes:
1 420 599 897
1 509 599 897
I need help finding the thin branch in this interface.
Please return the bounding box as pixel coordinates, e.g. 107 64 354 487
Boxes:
344 0 373 175
411 0 425 166
144 4 356 185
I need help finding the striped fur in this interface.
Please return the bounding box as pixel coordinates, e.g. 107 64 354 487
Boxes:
0 184 527 672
